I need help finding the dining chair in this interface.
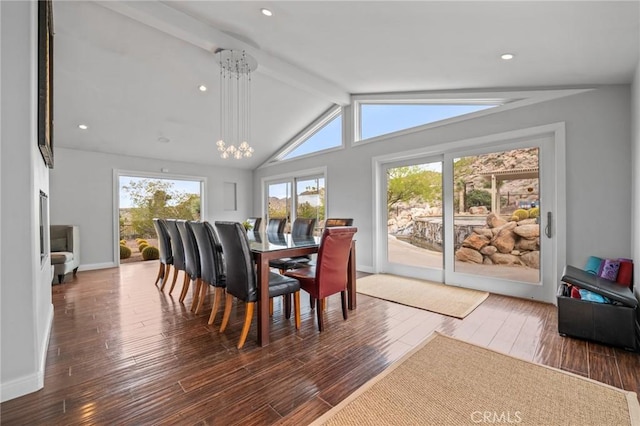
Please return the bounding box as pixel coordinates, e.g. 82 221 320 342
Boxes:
214 221 301 349
164 219 186 295
284 226 357 331
152 218 173 290
190 221 226 317
176 220 202 309
246 217 262 233
269 218 316 273
266 218 287 234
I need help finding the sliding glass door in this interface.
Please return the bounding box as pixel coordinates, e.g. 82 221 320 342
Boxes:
378 134 557 301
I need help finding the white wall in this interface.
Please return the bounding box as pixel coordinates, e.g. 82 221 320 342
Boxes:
1 0 54 402
632 60 640 299
49 148 253 268
254 86 633 279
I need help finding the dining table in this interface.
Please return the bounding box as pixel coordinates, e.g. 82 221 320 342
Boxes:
248 230 357 347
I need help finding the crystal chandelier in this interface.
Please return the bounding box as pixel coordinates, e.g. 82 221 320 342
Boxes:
214 49 257 159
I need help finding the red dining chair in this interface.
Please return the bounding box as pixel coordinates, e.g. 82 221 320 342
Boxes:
284 226 357 331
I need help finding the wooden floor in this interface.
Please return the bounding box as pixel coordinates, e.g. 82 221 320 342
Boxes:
2 261 639 425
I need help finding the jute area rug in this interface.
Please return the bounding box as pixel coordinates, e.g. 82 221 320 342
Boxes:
357 274 488 319
312 333 640 426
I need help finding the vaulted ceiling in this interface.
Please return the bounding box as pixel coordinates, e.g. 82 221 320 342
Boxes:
53 1 640 170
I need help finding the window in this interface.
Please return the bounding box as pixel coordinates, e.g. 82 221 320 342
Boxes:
359 103 500 141
273 106 343 162
264 169 326 233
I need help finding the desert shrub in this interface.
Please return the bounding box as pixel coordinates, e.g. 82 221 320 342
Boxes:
120 245 132 259
528 207 540 219
138 243 149 252
142 245 160 261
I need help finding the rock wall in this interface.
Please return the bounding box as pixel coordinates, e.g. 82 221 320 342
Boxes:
455 212 540 269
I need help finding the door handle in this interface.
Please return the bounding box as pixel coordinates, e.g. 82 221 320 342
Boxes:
545 212 552 238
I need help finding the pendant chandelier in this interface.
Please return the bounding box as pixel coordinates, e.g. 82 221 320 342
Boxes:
215 49 257 159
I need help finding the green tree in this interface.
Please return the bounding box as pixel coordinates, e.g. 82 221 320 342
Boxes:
387 166 441 211
122 179 200 238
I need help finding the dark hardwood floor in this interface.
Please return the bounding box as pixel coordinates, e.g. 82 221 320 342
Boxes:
2 261 639 425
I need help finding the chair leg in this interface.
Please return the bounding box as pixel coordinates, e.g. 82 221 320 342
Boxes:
154 262 163 286
310 295 315 309
316 298 325 331
269 299 274 316
294 291 301 330
220 293 234 332
168 268 180 294
238 302 255 349
191 278 202 311
341 290 348 320
160 264 171 291
72 267 78 276
195 281 208 314
208 287 224 325
284 294 292 319
58 274 64 284
178 274 190 303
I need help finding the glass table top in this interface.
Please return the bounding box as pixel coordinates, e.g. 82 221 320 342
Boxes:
248 231 319 253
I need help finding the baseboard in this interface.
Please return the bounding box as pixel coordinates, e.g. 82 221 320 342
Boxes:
0 303 53 403
357 264 374 274
78 262 117 271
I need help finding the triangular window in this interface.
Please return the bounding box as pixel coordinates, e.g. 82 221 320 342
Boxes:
274 107 342 162
359 103 500 141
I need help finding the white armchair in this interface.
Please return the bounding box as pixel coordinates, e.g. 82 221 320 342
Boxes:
50 225 80 284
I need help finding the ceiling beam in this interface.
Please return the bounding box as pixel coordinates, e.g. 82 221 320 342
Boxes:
95 1 350 106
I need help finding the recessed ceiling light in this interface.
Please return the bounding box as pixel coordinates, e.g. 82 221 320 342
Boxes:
158 136 170 144
198 85 207 92
261 8 273 17
78 124 88 130
501 53 515 60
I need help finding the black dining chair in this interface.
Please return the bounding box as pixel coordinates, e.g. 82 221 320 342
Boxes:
266 218 287 234
164 219 186 295
152 218 173 290
190 221 226 317
246 217 262 233
285 226 357 331
176 220 201 310
214 221 301 349
269 218 316 273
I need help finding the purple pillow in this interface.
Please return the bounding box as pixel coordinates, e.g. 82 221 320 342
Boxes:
599 259 620 281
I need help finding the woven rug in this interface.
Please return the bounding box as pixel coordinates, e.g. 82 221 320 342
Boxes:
312 333 640 426
356 274 488 318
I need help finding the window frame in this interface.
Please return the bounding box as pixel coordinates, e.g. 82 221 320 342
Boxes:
353 93 509 145
268 105 343 165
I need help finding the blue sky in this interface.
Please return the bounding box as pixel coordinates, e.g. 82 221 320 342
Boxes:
283 104 497 161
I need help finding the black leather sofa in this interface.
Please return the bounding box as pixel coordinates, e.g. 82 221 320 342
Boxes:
558 265 639 351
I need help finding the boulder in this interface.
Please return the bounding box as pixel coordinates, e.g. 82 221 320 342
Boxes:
491 221 517 236
462 234 490 251
517 218 538 226
492 228 516 253
516 237 539 251
490 253 522 265
473 227 493 238
521 251 540 268
483 256 494 265
455 247 483 264
486 212 507 228
480 245 498 256
513 224 540 239
469 206 488 215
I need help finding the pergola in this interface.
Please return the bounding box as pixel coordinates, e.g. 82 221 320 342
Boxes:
477 167 539 215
